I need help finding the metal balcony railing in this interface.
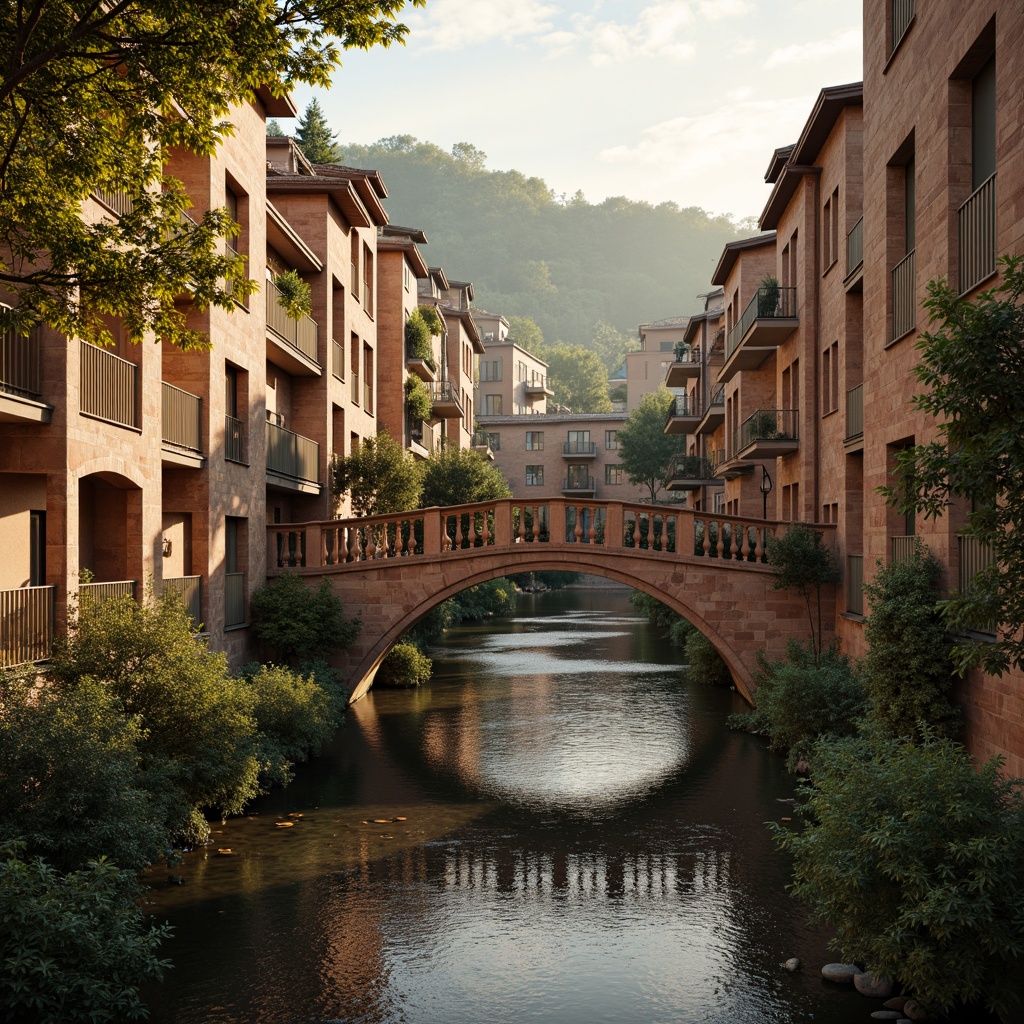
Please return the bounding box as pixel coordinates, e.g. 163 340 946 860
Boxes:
93 188 134 217
0 322 42 398
430 380 462 410
958 536 996 634
266 421 320 484
562 441 598 456
845 383 864 440
891 0 915 54
891 535 916 564
162 382 202 453
726 286 798 358
739 408 799 449
668 455 717 481
562 475 596 492
80 341 138 428
161 575 202 624
891 249 915 340
672 343 700 364
846 216 864 276
79 580 136 607
266 280 319 364
225 572 246 628
225 414 246 463
0 586 54 667
958 173 996 295
846 554 864 616
667 394 698 420
332 339 344 381
707 383 725 408
351 369 360 405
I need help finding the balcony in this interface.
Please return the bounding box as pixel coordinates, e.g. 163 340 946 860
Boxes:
666 455 721 492
562 474 596 495
958 173 996 295
406 349 438 383
891 0 915 56
265 279 320 375
664 394 700 435
429 380 463 419
0 585 55 667
471 429 494 459
958 535 997 635
524 374 554 398
80 340 138 430
736 408 799 460
0 322 51 423
79 580 136 607
696 384 725 435
266 420 320 493
225 414 246 464
844 383 864 451
161 575 202 625
225 571 246 629
665 345 701 386
890 250 915 341
332 339 344 381
351 369 360 406
561 440 598 458
845 554 864 617
891 535 916 564
162 382 204 467
845 216 864 291
720 286 798 382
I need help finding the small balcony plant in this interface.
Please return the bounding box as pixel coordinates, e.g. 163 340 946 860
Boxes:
404 375 432 423
274 269 312 320
757 275 781 317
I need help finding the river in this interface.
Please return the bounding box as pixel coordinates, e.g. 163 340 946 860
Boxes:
143 585 886 1024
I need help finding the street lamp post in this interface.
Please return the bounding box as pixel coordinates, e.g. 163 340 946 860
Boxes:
760 466 773 520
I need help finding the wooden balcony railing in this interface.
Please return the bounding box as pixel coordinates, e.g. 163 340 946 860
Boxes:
0 323 42 399
846 216 864 277
265 279 319 364
80 341 138 428
162 382 202 453
266 421 320 485
845 383 864 441
225 414 246 464
845 554 864 616
225 572 246 628
0 586 54 666
958 173 996 295
891 249 916 341
161 575 202 625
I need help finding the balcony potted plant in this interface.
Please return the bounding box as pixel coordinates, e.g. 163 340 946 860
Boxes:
404 375 433 423
748 410 778 441
757 275 781 317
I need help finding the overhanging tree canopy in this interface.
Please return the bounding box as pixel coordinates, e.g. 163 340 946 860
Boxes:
0 0 421 349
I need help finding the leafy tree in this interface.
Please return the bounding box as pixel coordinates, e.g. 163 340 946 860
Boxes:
617 389 685 502
630 589 681 633
591 319 639 374
730 640 866 771
420 446 511 507
885 255 1024 677
375 642 433 687
250 574 360 664
295 97 342 164
506 315 545 353
0 1 422 348
542 342 612 413
0 844 171 1024
330 429 423 515
765 524 841 661
451 141 487 172
861 540 958 740
774 734 1024 1020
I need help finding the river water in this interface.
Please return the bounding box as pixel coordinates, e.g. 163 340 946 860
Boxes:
144 585 880 1024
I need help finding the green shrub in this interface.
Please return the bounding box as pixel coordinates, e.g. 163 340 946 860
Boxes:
273 268 312 319
862 540 958 739
404 308 432 360
684 631 731 687
668 616 695 649
730 640 866 770
775 734 1024 1020
404 373 432 422
418 304 443 336
375 642 432 688
630 590 679 633
250 573 359 663
0 843 171 1023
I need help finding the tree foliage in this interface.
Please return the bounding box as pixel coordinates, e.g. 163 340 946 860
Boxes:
295 97 341 164
250 574 360 664
330 429 423 515
0 0 422 348
590 319 639 374
861 541 958 740
885 255 1024 677
420 446 511 507
616 389 685 502
684 631 731 687
506 314 545 352
775 735 1024 1020
766 524 841 660
375 642 433 687
541 342 612 413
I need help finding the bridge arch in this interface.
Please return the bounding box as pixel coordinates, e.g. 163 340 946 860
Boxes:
265 499 835 706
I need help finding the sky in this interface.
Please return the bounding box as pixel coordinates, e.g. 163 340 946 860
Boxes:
296 0 863 224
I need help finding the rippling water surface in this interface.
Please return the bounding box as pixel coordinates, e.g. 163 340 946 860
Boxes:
144 586 880 1024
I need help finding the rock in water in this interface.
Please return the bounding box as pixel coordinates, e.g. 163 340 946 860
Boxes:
854 972 895 998
821 963 863 983
784 958 801 972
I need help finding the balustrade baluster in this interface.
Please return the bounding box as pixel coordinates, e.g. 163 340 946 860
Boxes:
366 526 376 560
588 508 597 544
702 521 711 557
481 511 490 546
716 520 725 558
754 527 763 562
574 508 583 543
740 524 750 560
287 531 297 567
532 507 540 542
276 531 285 568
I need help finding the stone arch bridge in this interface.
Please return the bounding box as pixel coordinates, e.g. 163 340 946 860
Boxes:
265 498 836 703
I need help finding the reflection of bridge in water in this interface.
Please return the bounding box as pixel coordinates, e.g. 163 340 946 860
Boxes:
266 497 836 702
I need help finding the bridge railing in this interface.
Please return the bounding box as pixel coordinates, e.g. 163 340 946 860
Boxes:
267 499 835 572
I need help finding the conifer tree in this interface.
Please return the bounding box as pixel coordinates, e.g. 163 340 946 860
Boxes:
296 99 341 164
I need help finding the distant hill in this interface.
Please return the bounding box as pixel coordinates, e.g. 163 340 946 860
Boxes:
340 136 749 347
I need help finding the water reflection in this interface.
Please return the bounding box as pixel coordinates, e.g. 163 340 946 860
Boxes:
145 586 876 1024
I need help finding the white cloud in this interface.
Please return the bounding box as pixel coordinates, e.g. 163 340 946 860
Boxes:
407 0 558 52
763 27 861 69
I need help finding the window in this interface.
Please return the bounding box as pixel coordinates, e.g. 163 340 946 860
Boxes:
526 465 544 486
350 333 360 405
526 431 544 451
518 361 527 382
823 187 839 270
487 432 500 451
605 464 623 485
566 430 591 454
659 341 673 351
363 343 374 413
362 243 373 315
888 141 916 342
483 394 502 415
605 430 619 450
566 465 591 489
889 0 915 57
350 234 360 301
224 363 246 463
822 342 839 414
480 359 502 382
29 510 45 586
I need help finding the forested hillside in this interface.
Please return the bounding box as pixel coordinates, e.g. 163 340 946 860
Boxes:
340 136 749 348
